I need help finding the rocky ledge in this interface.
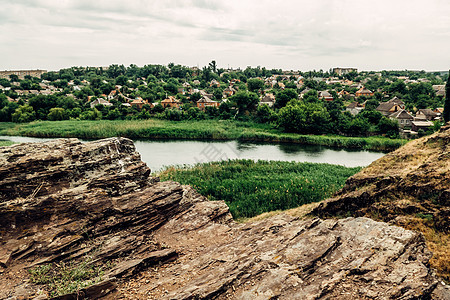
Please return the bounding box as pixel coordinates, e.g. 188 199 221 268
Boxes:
313 123 450 281
0 137 448 299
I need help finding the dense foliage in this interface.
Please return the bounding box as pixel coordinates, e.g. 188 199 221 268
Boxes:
0 120 406 151
0 63 447 139
158 159 361 219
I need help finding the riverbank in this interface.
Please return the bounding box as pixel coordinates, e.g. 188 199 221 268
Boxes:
0 119 407 151
158 159 361 219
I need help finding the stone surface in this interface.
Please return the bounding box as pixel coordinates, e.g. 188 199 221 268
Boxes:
313 124 450 230
313 123 450 281
0 137 448 299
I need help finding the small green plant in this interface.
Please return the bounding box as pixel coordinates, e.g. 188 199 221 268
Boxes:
416 213 433 222
29 264 52 284
28 257 110 297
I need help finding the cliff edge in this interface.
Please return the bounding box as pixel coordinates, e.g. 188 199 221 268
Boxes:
0 137 448 299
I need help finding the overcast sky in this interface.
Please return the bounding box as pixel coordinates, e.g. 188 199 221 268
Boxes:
1 0 449 72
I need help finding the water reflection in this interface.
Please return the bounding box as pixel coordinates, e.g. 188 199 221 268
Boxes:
0 136 385 171
277 143 324 155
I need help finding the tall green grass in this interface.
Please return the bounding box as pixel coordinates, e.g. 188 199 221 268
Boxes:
0 119 406 151
158 159 361 219
0 140 15 147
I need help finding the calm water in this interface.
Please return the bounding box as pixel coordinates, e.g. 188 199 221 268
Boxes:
0 136 385 171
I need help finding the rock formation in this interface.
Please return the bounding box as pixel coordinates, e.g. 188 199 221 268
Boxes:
0 137 448 299
313 123 450 281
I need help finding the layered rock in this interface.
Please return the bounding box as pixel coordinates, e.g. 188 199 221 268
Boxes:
0 137 448 299
313 124 450 280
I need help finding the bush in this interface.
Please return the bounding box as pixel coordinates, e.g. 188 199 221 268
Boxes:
162 108 184 121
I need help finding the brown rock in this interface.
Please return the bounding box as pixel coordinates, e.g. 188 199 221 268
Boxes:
0 137 448 299
313 123 450 281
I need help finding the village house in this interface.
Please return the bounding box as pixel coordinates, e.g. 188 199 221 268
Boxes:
161 96 181 108
434 107 444 118
130 97 148 110
179 82 191 95
411 121 433 132
259 93 276 107
107 90 118 100
199 90 214 99
388 96 406 108
223 86 237 97
6 95 15 102
177 87 186 95
197 96 220 110
415 109 439 121
90 98 113 108
318 91 333 101
350 83 363 90
432 85 446 98
342 79 354 86
299 88 311 99
355 87 374 97
345 102 364 116
39 89 53 96
376 100 403 116
209 79 220 87
389 109 414 129
337 90 350 98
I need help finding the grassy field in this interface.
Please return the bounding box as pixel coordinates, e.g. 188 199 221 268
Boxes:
158 159 361 219
0 119 406 151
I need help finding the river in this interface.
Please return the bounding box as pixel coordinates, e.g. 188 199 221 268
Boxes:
0 136 385 171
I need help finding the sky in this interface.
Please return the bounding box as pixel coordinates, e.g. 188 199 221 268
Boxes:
1 0 449 72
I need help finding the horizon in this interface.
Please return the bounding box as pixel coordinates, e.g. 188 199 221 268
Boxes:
0 64 448 74
1 1 450 72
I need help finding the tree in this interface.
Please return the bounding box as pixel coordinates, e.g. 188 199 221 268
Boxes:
190 92 202 102
208 60 217 73
444 70 450 122
12 105 36 123
47 107 67 121
277 101 330 134
20 80 32 90
9 74 19 82
247 78 264 93
213 88 223 101
348 117 370 136
275 88 298 108
364 99 380 111
229 91 259 115
388 80 407 95
376 117 399 138
255 104 275 123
